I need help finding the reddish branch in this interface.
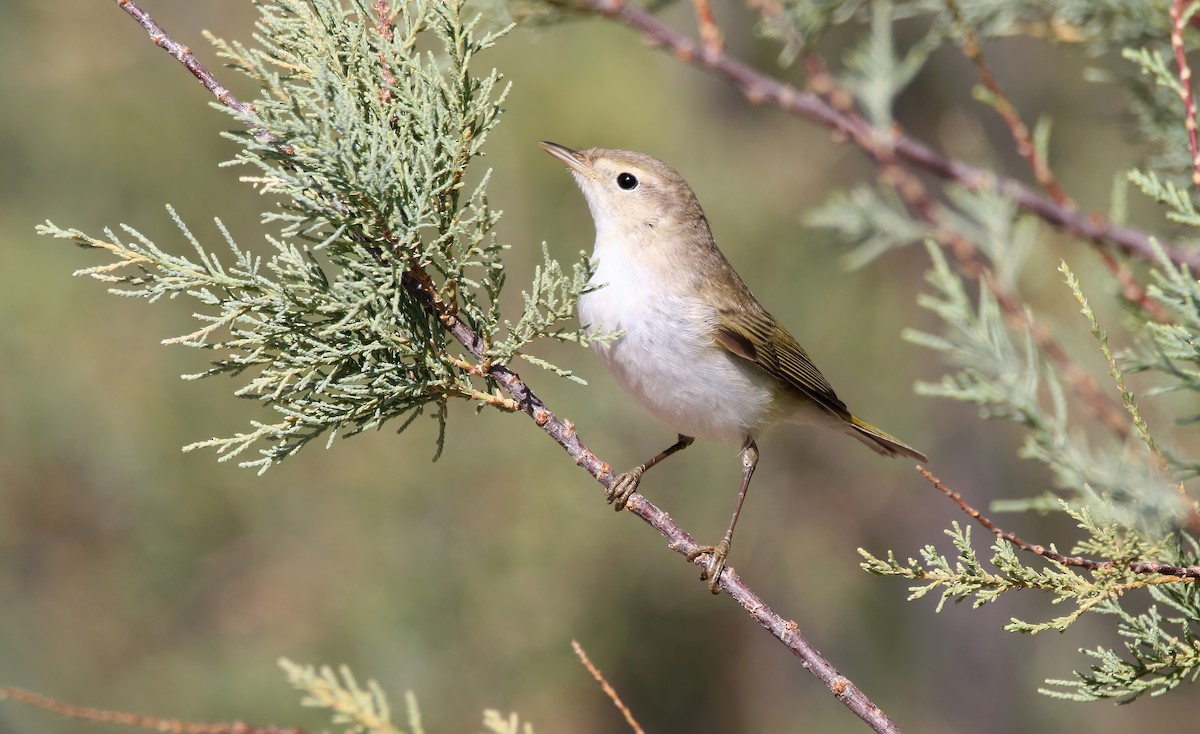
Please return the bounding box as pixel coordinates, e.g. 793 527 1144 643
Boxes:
946 0 1169 322
571 0 1200 272
1174 1 1200 190
111 1 903 732
572 640 646 734
917 467 1200 580
0 688 308 734
115 1 246 115
691 0 723 54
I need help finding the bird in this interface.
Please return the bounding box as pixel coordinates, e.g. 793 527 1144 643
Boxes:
540 141 926 593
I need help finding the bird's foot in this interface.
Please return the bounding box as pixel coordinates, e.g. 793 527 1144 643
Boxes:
686 539 731 595
607 466 644 511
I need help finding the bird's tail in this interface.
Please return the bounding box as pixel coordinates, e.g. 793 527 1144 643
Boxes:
846 414 927 462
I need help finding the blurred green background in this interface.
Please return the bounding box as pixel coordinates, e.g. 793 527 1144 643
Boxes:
1 2 1195 732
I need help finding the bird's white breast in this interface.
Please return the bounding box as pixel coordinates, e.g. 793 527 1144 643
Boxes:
578 244 776 445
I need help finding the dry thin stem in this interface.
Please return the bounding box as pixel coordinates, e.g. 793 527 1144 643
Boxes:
945 0 1169 322
916 467 1200 580
115 0 245 114
568 0 1200 272
110 2 903 732
571 640 645 734
0 688 309 734
1172 0 1200 188
115 0 281 147
949 4 1070 206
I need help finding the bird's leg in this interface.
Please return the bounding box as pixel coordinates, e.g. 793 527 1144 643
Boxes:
608 434 695 511
687 439 758 594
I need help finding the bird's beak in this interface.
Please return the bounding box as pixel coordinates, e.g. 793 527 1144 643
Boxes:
539 141 595 178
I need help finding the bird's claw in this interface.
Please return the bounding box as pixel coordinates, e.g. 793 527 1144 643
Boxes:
607 467 643 511
687 539 731 594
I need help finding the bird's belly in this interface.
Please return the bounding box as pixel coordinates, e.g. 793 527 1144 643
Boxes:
579 287 775 445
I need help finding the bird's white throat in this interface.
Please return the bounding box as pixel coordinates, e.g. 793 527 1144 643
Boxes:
579 241 777 445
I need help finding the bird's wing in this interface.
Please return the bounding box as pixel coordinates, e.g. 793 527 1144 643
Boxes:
714 308 849 417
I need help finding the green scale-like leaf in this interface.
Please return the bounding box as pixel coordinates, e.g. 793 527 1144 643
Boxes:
43 0 598 470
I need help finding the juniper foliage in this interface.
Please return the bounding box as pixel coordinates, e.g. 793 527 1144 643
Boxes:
776 0 1200 703
39 0 600 473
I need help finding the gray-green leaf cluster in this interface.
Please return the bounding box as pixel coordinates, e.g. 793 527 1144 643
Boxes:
41 0 597 472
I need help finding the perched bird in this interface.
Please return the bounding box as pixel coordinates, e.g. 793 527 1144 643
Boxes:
540 142 926 593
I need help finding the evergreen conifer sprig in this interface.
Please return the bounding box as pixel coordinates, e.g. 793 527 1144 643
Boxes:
39 0 601 472
860 230 1200 702
280 659 402 734
279 658 539 734
727 0 1200 702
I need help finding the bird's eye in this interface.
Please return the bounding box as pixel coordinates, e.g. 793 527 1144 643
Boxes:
616 172 639 190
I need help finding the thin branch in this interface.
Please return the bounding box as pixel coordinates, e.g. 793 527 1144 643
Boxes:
571 640 645 734
691 0 723 55
110 2 903 732
115 1 245 113
945 0 1170 322
917 467 1200 580
949 8 1070 206
0 687 309 734
944 1 1083 269
1172 0 1200 188
801 52 1135 444
114 0 281 147
410 266 906 734
567 0 1200 272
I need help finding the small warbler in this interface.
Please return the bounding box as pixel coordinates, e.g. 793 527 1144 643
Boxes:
541 142 926 593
